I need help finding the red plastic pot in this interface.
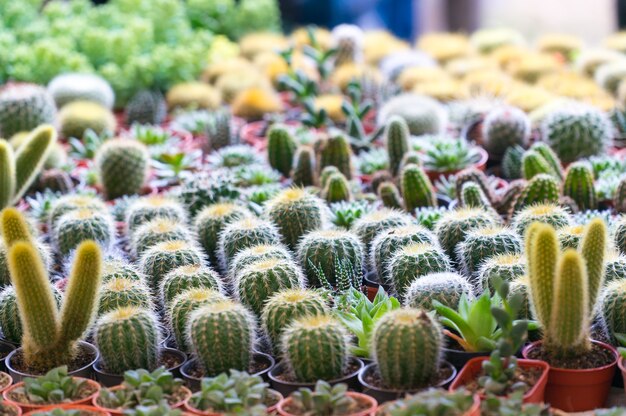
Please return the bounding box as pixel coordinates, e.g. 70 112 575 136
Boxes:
521 340 618 412
277 392 377 416
184 389 282 415
3 378 101 413
93 385 191 416
449 356 549 404
25 405 110 416
375 394 479 416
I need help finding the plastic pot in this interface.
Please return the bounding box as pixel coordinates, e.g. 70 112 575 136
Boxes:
184 388 282 415
522 340 618 412
0 340 17 373
449 356 549 403
442 346 489 371
277 391 376 416
93 385 191 416
269 358 364 398
3 378 101 413
358 361 457 404
24 405 109 416
5 341 98 383
0 401 21 416
363 273 391 302
374 393 480 416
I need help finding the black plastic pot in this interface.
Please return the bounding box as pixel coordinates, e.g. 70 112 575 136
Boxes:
6 341 98 383
182 352 275 392
269 357 363 397
358 361 457 404
363 272 392 301
0 340 16 373
442 346 489 370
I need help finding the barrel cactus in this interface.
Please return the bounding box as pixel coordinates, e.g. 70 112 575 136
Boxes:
562 161 597 211
160 264 223 307
132 218 192 257
404 272 474 311
98 278 153 315
218 217 281 268
54 209 115 255
511 203 571 236
126 196 187 236
95 139 150 200
387 243 452 298
434 208 499 263
353 209 412 252
139 240 204 291
456 226 522 276
482 106 530 161
477 253 526 292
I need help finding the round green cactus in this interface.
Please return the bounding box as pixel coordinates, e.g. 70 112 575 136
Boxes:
228 243 292 282
188 300 256 376
132 218 192 257
297 229 364 288
557 224 586 249
139 240 204 291
601 279 626 339
459 182 497 217
511 203 572 237
318 133 354 180
94 306 160 374
160 264 223 307
95 139 149 200
605 251 626 283
54 209 115 255
454 168 495 206
218 217 281 269
353 208 412 252
372 308 442 389
404 272 474 311
434 208 499 263
522 150 556 180
512 173 560 213
509 276 532 320
482 106 530 161
322 172 351 203
125 89 166 125
58 100 116 139
0 83 56 138
456 226 522 276
378 181 403 209
400 163 436 212
98 277 153 315
281 314 350 382
126 196 187 236
387 243 451 298
477 253 526 292
377 94 447 136
101 259 144 282
563 161 597 211
49 194 107 230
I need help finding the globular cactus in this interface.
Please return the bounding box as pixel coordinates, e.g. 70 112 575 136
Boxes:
353 209 412 252
297 230 364 287
385 115 410 177
563 162 597 211
229 244 292 282
370 171 394 196
320 166 340 189
54 209 115 255
292 146 316 187
400 164 436 212
132 218 192 258
169 288 225 352
218 217 281 268
160 264 223 307
322 172 351 203
614 175 626 213
58 101 116 139
387 243 452 298
167 82 221 110
605 251 626 283
378 182 403 209
48 72 114 109
266 188 326 250
502 145 524 180
510 276 533 320
460 181 498 218
98 278 153 315
235 258 304 316
332 24 364 66
194 203 251 268
456 226 522 276
261 288 329 352
281 314 350 382
140 240 204 291
372 308 442 389
95 139 150 200
125 89 167 126
530 143 564 181
94 307 160 374
511 173 560 214
205 108 238 152
126 196 187 236
435 208 499 263
415 206 448 231
615 217 626 255
0 84 56 138
512 203 572 236
477 254 526 292
49 194 107 230
482 106 530 161
541 104 612 164
267 124 297 177
370 225 437 279
377 94 447 136
404 272 473 311
557 225 585 249
454 168 495 205
101 259 144 282
318 133 353 180
188 300 256 376
522 150 557 180
601 279 626 340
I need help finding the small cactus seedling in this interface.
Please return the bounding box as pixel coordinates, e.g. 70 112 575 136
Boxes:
404 272 474 311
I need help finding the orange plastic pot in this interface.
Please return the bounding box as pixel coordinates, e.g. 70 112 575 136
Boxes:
3 378 101 413
0 401 21 416
277 392 377 416
522 340 618 412
25 405 110 416
449 356 549 403
93 385 191 416
183 389 282 415
375 394 479 416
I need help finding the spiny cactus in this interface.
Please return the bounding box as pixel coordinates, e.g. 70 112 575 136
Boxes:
292 146 316 187
132 218 192 258
482 106 530 161
509 276 533 320
563 162 597 211
140 240 204 291
454 168 495 205
477 253 526 292
400 164 436 212
58 100 116 139
370 225 436 279
218 217 281 268
261 289 329 352
229 243 292 281
101 259 144 282
266 188 326 250
318 133 353 180
322 172 351 203
267 124 297 177
522 150 557 180
205 108 238 152
512 203 572 236
399 151 421 172
297 229 364 288
615 217 626 255
404 272 473 311
1 206 37 247
95 139 149 200
377 94 447 136
353 209 412 252
195 203 250 268
169 288 226 352
502 145 524 180
378 182 403 209
370 171 394 197
125 90 167 126
160 264 223 307
435 208 499 263
126 197 187 236
0 125 57 209
281 314 350 382
496 179 526 218
49 194 107 230
48 72 114 109
511 173 560 214
614 176 626 213
387 243 451 298
320 166 340 189
332 24 364 66
98 277 153 315
0 84 56 138
94 307 160 374
54 209 115 255
601 279 626 340
605 251 626 283
372 308 442 389
385 115 410 177
460 181 498 218
188 300 256 376
530 143 564 181
235 258 304 316
456 226 522 276
557 225 585 249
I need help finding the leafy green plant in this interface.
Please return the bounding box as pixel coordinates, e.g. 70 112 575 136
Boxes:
18 366 91 405
97 368 185 409
170 110 213 136
25 190 63 224
286 381 361 416
68 129 111 160
29 409 82 416
329 200 377 230
309 257 361 296
131 125 171 146
301 98 331 129
335 287 400 358
481 392 552 416
358 148 388 175
232 165 281 187
278 70 318 104
152 150 202 184
342 81 384 151
378 388 475 416
300 26 337 81
419 137 482 173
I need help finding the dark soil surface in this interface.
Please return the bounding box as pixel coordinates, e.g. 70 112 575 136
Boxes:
273 359 360 383
526 343 615 369
363 364 453 390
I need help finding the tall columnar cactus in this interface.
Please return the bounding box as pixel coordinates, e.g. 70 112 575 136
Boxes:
502 145 524 180
478 253 526 292
188 300 256 376
512 203 572 236
140 240 204 291
404 272 474 311
160 264 223 307
482 106 530 161
434 208 499 263
353 209 412 252
512 173 560 214
378 182 403 209
372 308 442 389
522 150 557 180
266 188 326 250
218 217 282 268
0 125 57 209
615 217 626 255
229 244 292 282
400 164 436 212
194 203 250 268
0 84 56 138
318 133 353 180
541 104 612 163
456 226 522 276
292 146 316 187
132 218 192 257
320 166 340 190
169 288 225 352
1 207 36 247
454 168 495 205
54 209 115 255
370 225 436 279
267 124 297 177
281 314 350 382
322 172 351 203
601 279 626 339
94 307 160 374
126 197 187 235
386 243 451 298
563 162 597 211
95 139 149 200
385 115 410 177
261 289 329 352
235 258 304 316
98 278 153 315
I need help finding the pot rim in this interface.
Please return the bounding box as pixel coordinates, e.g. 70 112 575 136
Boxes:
269 357 363 388
24 404 108 416
181 351 275 382
93 384 191 412
358 361 457 394
184 388 283 416
3 377 101 409
521 340 619 373
276 391 377 416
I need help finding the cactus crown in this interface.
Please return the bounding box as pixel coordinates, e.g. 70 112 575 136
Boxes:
204 203 240 217
400 243 435 256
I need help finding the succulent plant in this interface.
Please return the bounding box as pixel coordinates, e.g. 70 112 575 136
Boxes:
95 139 150 200
385 115 410 177
511 173 560 214
478 254 526 292
292 146 316 187
563 161 597 211
379 388 476 416
218 217 281 268
353 208 412 252
400 163 437 211
286 381 363 416
502 145 524 180
511 203 571 236
318 133 354 180
125 90 167 126
322 172 352 203
97 368 185 409
601 279 626 341
17 366 93 405
139 240 204 291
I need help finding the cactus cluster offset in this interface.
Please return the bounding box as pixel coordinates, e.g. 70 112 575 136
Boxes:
132 218 192 257
98 277 153 315
318 133 354 180
49 194 107 230
267 124 297 177
456 226 522 276
95 139 150 200
160 264 223 307
404 272 474 311
54 209 115 255
101 259 144 282
218 217 281 268
435 208 499 263
322 172 352 203
292 146 316 187
387 243 451 298
385 115 410 177
353 209 412 252
126 197 187 235
0 83 56 138
140 240 204 291
125 89 167 126
557 225 586 249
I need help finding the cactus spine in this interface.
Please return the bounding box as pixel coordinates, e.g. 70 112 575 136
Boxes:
267 124 297 177
292 146 316 187
132 218 191 257
318 133 353 180
98 278 152 315
54 209 115 255
0 141 15 209
322 172 351 203
195 203 250 268
512 203 572 236
386 243 451 298
169 288 225 352
522 150 557 180
400 164 436 212
563 162 597 211
126 197 187 235
434 208 498 263
456 226 522 276
353 209 412 252
482 106 530 161
95 139 149 200
531 143 564 181
385 115 409 177
601 280 626 340
614 175 626 213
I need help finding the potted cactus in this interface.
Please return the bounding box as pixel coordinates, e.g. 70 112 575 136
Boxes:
374 388 479 416
521 219 618 412
480 391 555 416
277 381 376 416
24 406 109 416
